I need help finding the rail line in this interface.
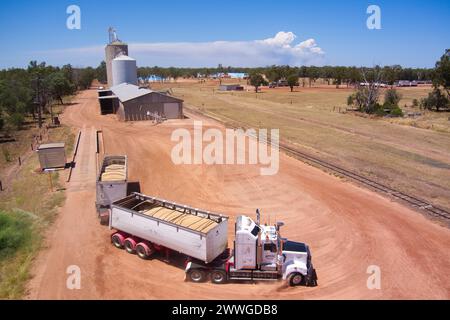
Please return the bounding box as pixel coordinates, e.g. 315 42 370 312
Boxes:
185 106 450 221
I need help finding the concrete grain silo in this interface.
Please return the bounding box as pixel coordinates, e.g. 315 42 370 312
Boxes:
105 43 128 87
112 55 138 86
105 28 129 87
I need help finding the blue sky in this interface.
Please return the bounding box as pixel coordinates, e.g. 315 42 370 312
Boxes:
0 0 448 68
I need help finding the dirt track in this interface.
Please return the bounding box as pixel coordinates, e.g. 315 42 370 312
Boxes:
27 90 450 299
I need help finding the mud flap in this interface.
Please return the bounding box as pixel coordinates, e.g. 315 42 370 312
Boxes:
99 208 110 225
307 268 318 287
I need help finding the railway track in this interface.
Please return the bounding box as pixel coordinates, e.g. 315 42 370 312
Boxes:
278 143 450 220
185 106 450 221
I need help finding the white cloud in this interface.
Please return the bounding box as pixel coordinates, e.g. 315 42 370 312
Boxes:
35 31 325 67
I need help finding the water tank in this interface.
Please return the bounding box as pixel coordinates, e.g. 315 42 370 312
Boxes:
112 55 137 86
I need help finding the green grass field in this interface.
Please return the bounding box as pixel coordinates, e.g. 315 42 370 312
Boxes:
0 123 74 299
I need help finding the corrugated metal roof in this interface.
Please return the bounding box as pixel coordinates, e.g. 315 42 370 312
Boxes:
110 83 152 102
38 143 65 150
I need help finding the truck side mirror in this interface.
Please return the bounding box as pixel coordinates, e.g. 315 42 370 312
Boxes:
276 221 284 231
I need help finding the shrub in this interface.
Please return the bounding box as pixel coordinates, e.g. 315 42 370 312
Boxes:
374 103 386 116
412 98 419 107
2 147 11 162
384 89 402 106
347 94 354 106
390 107 404 117
0 212 32 259
421 89 449 111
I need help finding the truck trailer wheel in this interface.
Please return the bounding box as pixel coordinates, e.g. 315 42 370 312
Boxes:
210 270 227 284
136 242 153 260
124 238 137 254
187 269 206 283
288 273 304 286
111 233 125 249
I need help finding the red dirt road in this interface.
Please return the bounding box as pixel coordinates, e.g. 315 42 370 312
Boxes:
27 90 450 299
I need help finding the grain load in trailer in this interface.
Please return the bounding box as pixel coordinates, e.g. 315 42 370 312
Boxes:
96 155 128 224
110 193 229 263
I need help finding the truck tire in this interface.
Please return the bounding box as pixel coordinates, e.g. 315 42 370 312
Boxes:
187 269 206 283
111 233 125 249
136 242 153 260
210 270 227 284
124 238 137 254
288 273 304 286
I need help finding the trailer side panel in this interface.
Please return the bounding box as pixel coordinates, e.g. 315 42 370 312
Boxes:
96 155 128 209
110 195 228 263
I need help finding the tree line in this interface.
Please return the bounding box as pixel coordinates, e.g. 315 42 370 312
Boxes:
1 53 447 137
0 61 106 135
137 65 434 86
346 50 449 114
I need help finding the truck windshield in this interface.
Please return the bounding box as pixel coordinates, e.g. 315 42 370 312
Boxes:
283 241 307 253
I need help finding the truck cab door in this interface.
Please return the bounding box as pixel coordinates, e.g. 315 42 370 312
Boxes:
260 242 278 270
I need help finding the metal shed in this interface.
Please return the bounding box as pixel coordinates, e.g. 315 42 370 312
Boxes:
110 83 184 121
219 84 244 91
37 143 67 169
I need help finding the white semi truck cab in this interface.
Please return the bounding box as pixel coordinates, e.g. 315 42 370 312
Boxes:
186 213 317 287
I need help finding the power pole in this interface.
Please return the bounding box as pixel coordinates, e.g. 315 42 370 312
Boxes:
33 75 44 129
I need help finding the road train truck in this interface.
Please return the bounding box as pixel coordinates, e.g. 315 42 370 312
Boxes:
109 192 317 286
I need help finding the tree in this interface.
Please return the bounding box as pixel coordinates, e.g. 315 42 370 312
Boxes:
62 64 75 83
249 73 267 93
421 89 449 111
307 66 320 87
347 89 367 111
46 71 75 105
333 67 347 88
347 67 361 87
78 67 96 89
433 49 450 97
265 65 280 83
354 67 383 113
420 50 450 111
287 74 299 92
382 88 403 117
321 66 334 85
384 89 402 106
168 67 182 82
0 77 32 130
360 66 382 113
96 61 107 84
383 65 402 88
